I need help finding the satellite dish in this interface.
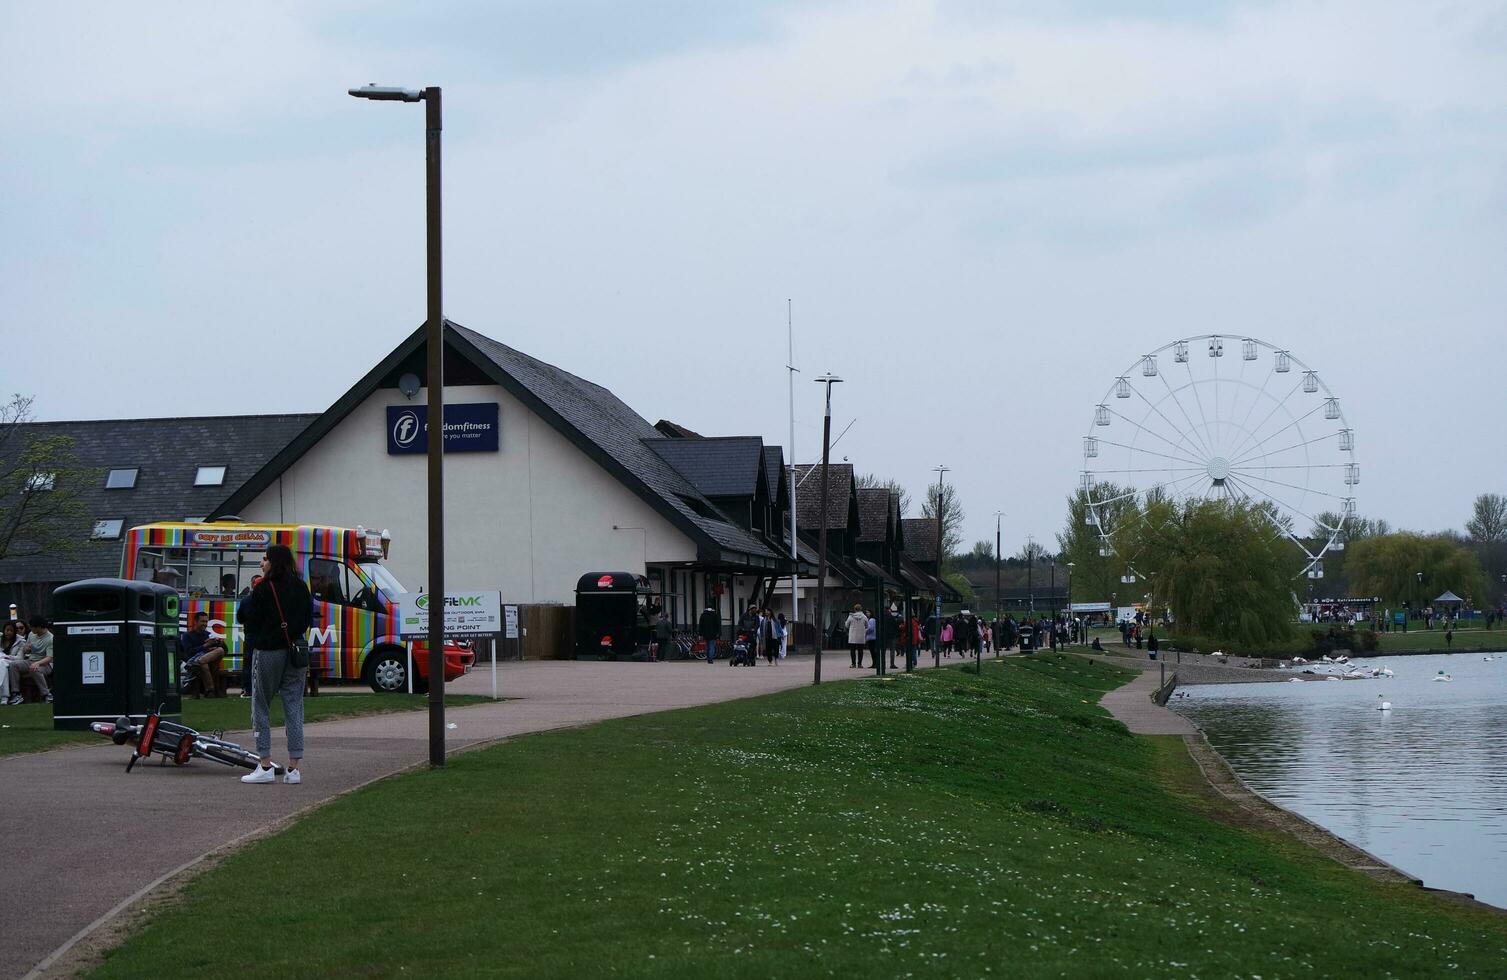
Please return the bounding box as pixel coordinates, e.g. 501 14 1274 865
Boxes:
398 372 421 399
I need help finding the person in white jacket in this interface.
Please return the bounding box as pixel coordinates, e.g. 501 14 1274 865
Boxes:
846 604 868 668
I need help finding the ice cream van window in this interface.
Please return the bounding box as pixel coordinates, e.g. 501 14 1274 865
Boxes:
358 561 406 601
136 546 258 596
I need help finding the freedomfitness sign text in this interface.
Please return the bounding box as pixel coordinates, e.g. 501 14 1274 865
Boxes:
386 403 499 455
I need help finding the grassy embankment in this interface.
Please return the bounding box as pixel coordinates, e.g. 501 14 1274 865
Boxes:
92 654 1507 978
0 694 493 758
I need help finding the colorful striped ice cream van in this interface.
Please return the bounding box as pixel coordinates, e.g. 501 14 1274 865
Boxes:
122 522 471 692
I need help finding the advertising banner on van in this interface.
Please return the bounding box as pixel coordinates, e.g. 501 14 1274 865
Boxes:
397 590 502 636
386 403 499 455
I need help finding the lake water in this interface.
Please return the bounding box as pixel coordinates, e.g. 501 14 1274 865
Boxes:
1169 652 1507 909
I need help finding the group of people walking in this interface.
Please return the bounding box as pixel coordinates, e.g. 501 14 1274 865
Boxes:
695 602 789 665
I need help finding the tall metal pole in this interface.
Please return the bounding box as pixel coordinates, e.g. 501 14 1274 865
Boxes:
994 510 1002 621
1026 534 1034 614
813 374 842 685
787 300 799 645
932 465 948 668
423 88 446 767
349 83 446 767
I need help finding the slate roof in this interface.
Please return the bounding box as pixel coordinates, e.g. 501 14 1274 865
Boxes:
214 321 784 568
793 463 854 531
900 518 940 562
856 488 892 544
0 414 318 584
645 437 765 499
762 446 785 503
653 419 703 439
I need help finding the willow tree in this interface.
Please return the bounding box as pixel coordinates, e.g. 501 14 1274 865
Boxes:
1055 481 1137 607
1345 532 1489 609
1114 497 1300 647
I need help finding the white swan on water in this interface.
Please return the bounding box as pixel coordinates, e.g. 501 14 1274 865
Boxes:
1377 695 1391 711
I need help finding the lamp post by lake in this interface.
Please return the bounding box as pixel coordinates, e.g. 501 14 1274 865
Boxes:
932 465 949 669
348 83 447 768
994 510 1003 621
812 373 843 686
1066 561 1074 643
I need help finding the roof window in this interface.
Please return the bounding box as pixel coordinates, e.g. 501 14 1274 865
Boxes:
105 468 138 489
194 465 227 487
26 472 55 491
91 519 124 540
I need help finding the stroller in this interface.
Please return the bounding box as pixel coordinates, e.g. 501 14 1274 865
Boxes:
728 631 756 667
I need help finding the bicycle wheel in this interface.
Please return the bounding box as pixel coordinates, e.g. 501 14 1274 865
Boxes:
196 739 281 774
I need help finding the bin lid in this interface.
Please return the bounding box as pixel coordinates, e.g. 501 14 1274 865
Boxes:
575 572 645 595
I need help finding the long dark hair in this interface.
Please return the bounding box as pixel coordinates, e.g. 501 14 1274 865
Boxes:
263 544 300 581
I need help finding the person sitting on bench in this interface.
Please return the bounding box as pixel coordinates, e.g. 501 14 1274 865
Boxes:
6 616 54 704
179 611 228 698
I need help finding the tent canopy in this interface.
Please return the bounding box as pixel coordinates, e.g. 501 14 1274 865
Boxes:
1434 591 1464 604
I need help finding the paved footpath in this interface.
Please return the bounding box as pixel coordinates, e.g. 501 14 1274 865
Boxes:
1095 658 1199 735
6 654 887 980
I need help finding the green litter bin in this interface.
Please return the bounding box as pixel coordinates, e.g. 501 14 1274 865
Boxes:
49 578 182 731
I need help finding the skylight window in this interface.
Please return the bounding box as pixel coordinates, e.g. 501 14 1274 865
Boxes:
91 519 124 540
106 468 138 489
194 465 227 487
26 472 55 491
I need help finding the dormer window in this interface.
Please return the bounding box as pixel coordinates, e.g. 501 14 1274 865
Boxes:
106 468 138 489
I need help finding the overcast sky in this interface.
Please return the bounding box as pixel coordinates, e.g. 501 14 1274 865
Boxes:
5 1 1504 554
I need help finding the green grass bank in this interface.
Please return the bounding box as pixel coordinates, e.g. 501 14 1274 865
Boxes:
0 694 493 758
93 655 1506 978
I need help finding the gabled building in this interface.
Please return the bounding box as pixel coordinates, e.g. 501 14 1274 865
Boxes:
0 414 317 612
209 320 794 631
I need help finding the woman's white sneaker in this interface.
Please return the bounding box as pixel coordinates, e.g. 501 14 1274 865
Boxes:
284 768 301 785
240 765 276 784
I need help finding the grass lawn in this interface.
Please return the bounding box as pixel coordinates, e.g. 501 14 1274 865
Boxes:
0 693 493 758
1374 628 1507 653
90 654 1507 978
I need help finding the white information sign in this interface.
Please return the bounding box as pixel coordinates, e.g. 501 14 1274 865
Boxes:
82 651 105 685
144 650 152 686
69 624 119 636
504 605 520 640
397 591 502 637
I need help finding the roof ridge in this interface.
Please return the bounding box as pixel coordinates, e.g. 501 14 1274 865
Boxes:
21 412 320 425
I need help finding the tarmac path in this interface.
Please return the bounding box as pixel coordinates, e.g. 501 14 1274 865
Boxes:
6 654 891 980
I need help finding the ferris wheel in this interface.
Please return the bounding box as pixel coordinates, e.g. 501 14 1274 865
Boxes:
1081 335 1356 579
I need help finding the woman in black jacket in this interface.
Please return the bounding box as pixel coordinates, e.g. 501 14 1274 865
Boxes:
237 544 313 785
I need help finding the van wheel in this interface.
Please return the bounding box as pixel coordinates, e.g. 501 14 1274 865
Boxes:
365 648 412 693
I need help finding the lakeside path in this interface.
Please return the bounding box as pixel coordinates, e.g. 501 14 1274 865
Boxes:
7 654 879 980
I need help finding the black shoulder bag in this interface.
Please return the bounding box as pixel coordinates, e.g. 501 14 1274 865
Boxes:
267 579 311 670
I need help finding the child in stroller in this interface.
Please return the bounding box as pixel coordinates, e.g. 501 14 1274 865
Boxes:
729 631 756 667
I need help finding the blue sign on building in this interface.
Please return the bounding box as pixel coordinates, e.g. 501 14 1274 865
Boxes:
386 403 499 455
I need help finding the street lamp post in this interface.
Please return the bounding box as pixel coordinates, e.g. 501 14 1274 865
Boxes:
994 511 1003 622
348 83 447 768
933 465 949 669
1049 558 1057 650
1066 561 1074 643
1026 535 1034 613
812 374 843 685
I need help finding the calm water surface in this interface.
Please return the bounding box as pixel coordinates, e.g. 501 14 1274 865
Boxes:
1169 652 1507 908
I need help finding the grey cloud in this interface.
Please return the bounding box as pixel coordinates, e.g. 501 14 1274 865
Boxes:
938 0 1273 29
318 0 800 78
896 108 1287 186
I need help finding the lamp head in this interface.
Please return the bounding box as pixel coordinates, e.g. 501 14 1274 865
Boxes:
349 84 425 102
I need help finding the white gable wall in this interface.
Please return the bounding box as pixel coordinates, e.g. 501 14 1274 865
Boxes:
239 383 696 603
